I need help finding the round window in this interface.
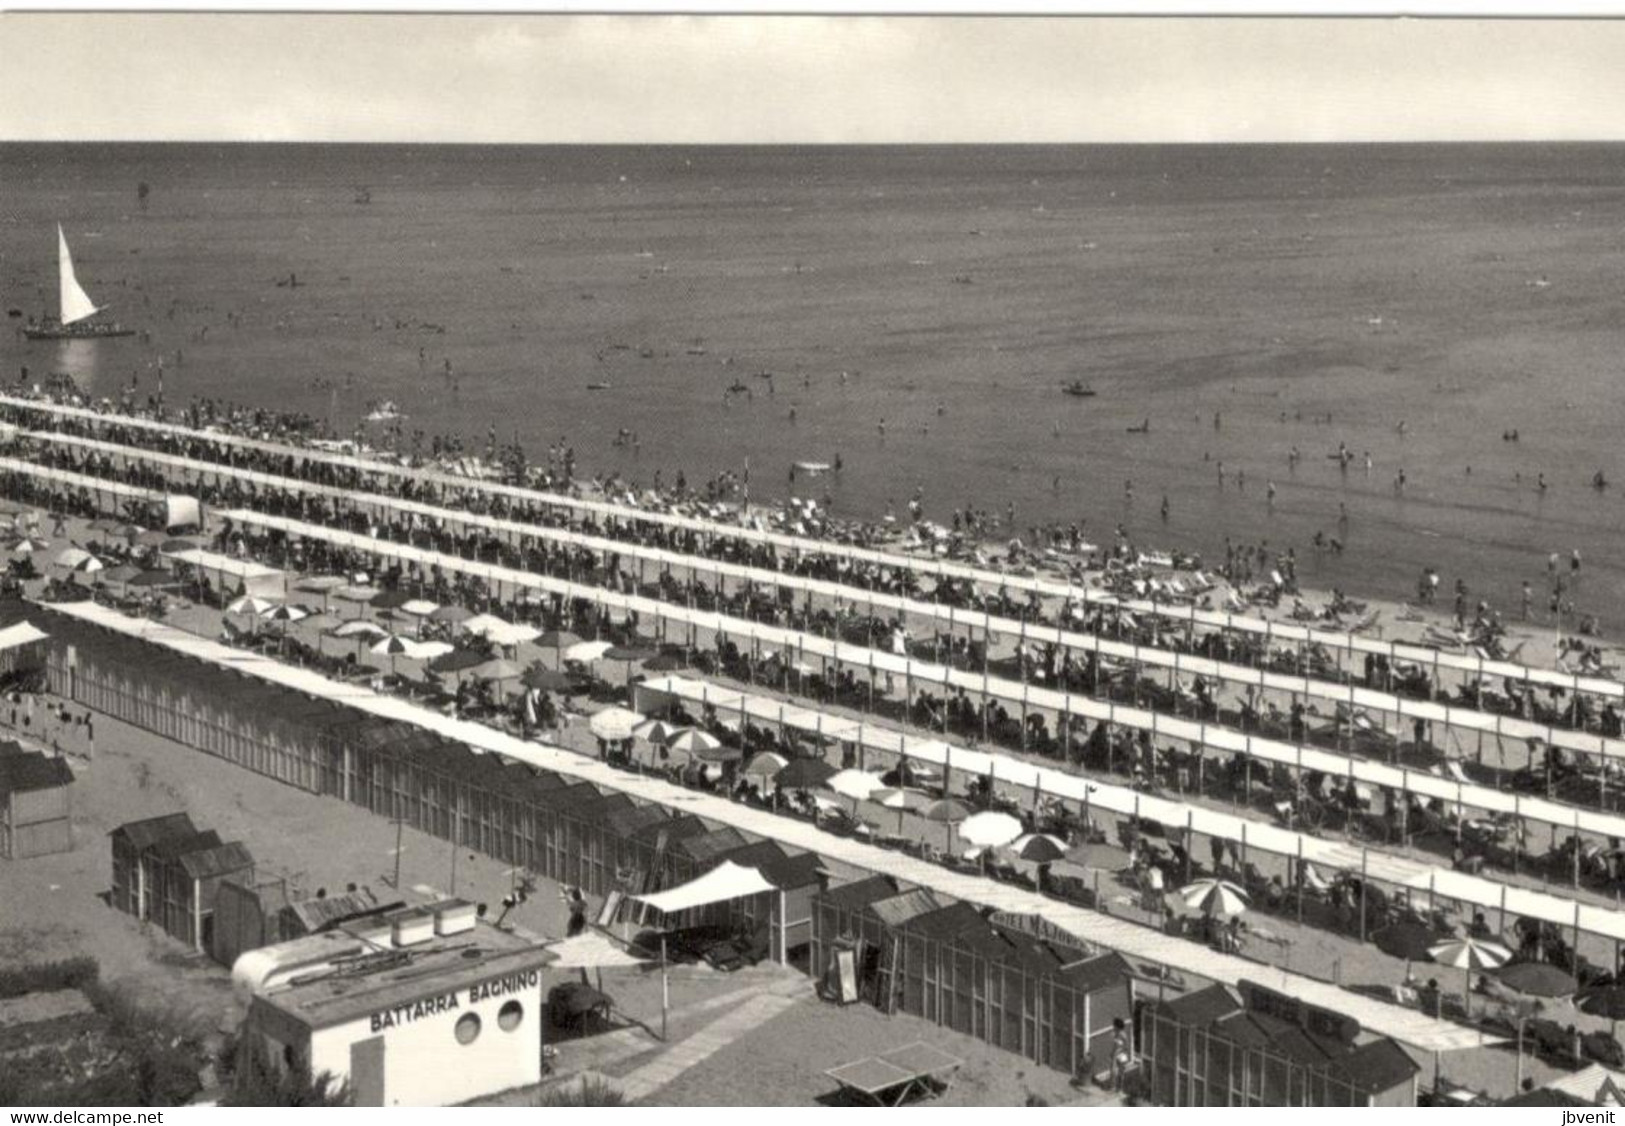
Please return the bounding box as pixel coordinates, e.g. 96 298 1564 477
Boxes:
498 1000 524 1032
454 1012 482 1045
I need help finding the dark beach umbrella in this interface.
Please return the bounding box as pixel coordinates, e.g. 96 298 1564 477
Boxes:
605 645 657 662
1580 988 1625 1020
429 647 488 677
429 604 474 625
520 666 581 692
642 653 688 673
126 569 179 589
1497 962 1578 999
538 629 582 664
1373 922 1443 963
777 758 838 791
370 588 414 611
160 538 199 554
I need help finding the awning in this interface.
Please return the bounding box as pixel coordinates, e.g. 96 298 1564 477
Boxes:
632 860 776 915
0 621 48 651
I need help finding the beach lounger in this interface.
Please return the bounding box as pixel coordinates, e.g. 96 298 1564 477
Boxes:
824 1042 962 1106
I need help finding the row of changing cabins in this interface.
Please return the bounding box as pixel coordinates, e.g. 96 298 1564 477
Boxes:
6 598 1433 1103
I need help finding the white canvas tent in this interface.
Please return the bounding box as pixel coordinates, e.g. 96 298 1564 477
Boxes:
632 860 776 915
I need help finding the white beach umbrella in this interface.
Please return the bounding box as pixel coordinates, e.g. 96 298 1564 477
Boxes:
334 620 389 639
958 811 1024 849
564 639 615 663
227 594 277 617
826 769 886 802
588 706 645 742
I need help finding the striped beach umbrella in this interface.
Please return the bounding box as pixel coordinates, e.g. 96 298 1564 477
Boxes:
1175 878 1251 919
1431 935 1513 1011
1008 833 1070 865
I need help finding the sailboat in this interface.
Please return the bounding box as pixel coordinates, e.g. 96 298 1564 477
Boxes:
23 225 135 340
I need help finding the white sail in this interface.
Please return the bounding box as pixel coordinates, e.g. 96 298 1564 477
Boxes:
56 224 101 326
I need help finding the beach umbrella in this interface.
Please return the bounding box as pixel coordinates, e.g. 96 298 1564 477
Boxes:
642 653 688 673
53 547 94 570
667 728 722 756
588 706 645 742
125 569 178 589
564 639 614 663
742 752 790 780
429 604 474 626
71 555 105 574
334 620 389 640
538 630 582 663
520 665 582 693
826 769 886 803
228 594 277 617
370 588 414 611
923 797 973 852
1007 833 1070 865
1496 962 1577 999
99 562 142 588
263 603 308 625
294 575 347 612
430 647 490 680
411 639 454 660
1431 935 1514 1011
605 644 657 662
401 599 439 629
1374 921 1444 965
630 718 684 745
871 787 930 834
1175 878 1251 919
776 758 837 791
159 538 199 554
470 658 524 691
10 536 48 556
959 811 1024 849
370 634 417 677
1580 987 1625 1020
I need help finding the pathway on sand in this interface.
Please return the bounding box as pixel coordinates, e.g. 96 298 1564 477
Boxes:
611 973 811 1102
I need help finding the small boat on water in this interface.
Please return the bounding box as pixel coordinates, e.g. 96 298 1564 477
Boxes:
22 226 135 340
586 382 611 391
1061 381 1097 398
364 401 403 423
1126 418 1150 434
726 380 750 395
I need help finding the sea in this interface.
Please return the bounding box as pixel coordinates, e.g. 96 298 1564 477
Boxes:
3 142 1625 622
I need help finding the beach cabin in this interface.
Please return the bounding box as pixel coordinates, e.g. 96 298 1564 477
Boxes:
109 812 198 921
161 838 255 953
1141 981 1420 1107
0 743 73 859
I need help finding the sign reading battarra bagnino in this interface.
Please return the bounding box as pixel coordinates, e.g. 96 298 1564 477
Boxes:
367 969 540 1033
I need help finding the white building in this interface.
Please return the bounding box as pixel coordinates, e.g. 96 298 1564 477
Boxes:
234 900 552 1106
